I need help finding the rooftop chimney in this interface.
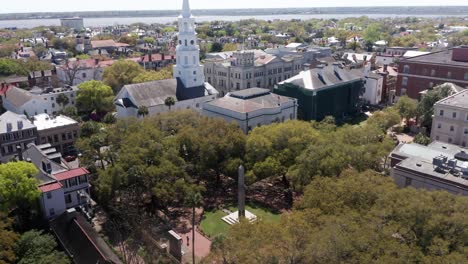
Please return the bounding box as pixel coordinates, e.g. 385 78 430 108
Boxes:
383 64 388 72
452 46 468 62
16 145 23 161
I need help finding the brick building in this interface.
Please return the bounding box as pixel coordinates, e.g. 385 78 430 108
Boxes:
396 46 468 99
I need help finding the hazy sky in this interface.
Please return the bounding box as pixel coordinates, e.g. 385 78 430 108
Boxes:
0 0 465 13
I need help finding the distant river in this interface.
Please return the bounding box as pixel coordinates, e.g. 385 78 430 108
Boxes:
1 13 467 29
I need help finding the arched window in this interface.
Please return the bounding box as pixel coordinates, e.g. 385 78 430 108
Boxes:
191 40 194 45
185 40 187 46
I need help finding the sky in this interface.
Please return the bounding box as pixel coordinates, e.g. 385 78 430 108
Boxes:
0 0 465 13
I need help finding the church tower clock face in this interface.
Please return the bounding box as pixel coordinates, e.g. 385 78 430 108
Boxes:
173 0 205 89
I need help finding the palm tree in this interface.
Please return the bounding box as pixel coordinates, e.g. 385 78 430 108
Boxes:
137 106 149 117
186 190 202 264
164 97 175 111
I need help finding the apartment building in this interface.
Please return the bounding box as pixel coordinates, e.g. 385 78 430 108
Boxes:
431 89 468 146
396 46 468 99
0 111 37 163
34 114 80 155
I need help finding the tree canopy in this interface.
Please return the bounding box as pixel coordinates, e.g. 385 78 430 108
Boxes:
205 169 468 263
102 60 144 94
16 230 70 264
132 66 172 84
76 80 115 115
0 162 39 212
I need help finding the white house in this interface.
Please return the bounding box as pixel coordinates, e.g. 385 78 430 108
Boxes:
203 88 298 133
361 63 384 105
56 59 115 86
22 143 91 219
2 86 78 116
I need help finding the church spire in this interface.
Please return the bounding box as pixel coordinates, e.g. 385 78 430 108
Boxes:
182 0 191 18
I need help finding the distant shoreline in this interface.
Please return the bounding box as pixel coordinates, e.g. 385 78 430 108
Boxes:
1 6 467 21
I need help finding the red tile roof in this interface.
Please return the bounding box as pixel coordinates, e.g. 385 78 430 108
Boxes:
0 85 11 96
39 182 62 193
54 168 89 181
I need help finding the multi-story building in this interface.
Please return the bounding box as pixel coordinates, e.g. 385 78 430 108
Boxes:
22 143 91 219
389 141 468 195
430 89 468 146
34 114 80 155
203 88 298 133
396 46 468 99
2 85 78 116
0 111 37 163
274 63 364 121
204 50 305 96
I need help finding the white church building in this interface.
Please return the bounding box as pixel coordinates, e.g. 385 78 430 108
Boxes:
115 0 218 118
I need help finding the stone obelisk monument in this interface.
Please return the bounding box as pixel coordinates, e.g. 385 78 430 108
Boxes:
238 165 246 219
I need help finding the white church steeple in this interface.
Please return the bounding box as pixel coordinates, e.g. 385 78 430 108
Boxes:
173 0 205 88
182 0 191 18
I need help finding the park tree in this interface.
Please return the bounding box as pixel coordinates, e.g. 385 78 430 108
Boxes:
61 59 86 86
418 85 454 128
56 93 69 107
0 58 27 76
61 106 79 120
364 23 382 42
287 123 394 191
103 60 144 93
132 67 172 84
413 133 431 145
119 35 138 46
210 42 223 53
205 169 468 263
76 80 115 115
0 162 39 212
0 213 19 264
395 96 418 124
367 107 401 132
222 43 237 52
143 37 155 44
16 230 70 264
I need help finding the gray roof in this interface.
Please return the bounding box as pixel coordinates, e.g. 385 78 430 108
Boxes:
206 88 295 113
403 48 468 67
22 144 69 185
3 87 33 108
117 78 216 108
279 65 362 91
0 111 36 134
436 89 468 108
392 141 468 188
118 78 179 107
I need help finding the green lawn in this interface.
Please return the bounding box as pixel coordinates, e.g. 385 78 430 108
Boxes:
200 204 281 238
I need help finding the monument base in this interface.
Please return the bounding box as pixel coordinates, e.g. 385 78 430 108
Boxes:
222 210 257 225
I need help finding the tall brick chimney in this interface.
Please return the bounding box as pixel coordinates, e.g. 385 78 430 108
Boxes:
452 46 468 62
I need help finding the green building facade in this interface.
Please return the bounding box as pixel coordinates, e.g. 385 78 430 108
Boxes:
274 80 364 121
